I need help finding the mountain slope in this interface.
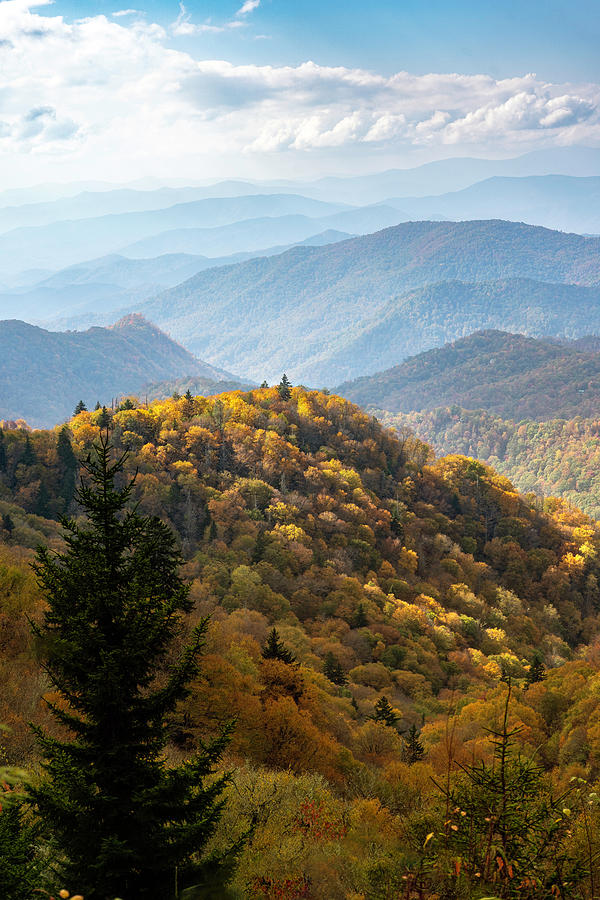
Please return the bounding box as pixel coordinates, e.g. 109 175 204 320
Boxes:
131 220 600 384
338 329 600 418
384 406 600 520
0 314 239 427
5 386 600 894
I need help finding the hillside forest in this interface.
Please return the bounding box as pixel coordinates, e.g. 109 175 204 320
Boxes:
5 387 600 897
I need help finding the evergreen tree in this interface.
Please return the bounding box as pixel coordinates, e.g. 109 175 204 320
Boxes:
29 436 234 900
323 652 347 686
261 627 296 665
96 405 111 429
401 724 425 764
94 401 101 411
35 480 52 519
73 400 87 415
435 686 575 896
526 650 546 685
56 426 77 510
21 434 36 467
2 512 14 535
260 381 269 389
0 428 6 472
0 800 44 899
351 602 368 629
277 374 292 400
184 389 193 402
372 696 400 728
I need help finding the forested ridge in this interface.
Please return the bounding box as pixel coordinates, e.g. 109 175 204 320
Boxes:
339 330 600 419
5 387 600 896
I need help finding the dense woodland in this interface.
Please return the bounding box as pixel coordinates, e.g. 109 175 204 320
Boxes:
5 387 600 896
386 407 600 522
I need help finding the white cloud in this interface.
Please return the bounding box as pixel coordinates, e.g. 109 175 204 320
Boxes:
171 2 246 36
112 10 141 18
236 0 260 16
0 0 598 184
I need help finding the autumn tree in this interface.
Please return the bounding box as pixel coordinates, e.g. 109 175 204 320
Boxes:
30 436 235 900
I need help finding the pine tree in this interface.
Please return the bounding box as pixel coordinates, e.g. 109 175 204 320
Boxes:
73 400 87 415
29 435 234 900
401 724 425 764
0 800 44 899
277 374 292 400
323 652 347 686
184 389 193 402
260 381 269 389
351 602 368 628
261 627 296 664
21 434 36 467
94 401 101 411
56 426 77 511
2 512 14 535
372 696 400 728
96 405 111 429
435 685 575 896
526 650 546 685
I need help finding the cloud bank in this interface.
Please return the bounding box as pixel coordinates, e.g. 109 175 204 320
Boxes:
0 0 598 182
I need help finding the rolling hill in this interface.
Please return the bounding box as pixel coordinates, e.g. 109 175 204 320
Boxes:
0 313 241 427
337 330 600 419
128 220 600 385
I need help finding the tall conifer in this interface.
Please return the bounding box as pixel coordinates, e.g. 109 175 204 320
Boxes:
30 435 234 899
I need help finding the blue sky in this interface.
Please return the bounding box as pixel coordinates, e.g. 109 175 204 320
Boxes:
0 0 599 186
51 0 600 81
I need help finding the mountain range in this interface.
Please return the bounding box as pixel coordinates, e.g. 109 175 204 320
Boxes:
0 314 238 428
120 220 600 385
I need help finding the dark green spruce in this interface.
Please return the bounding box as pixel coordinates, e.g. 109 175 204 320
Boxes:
261 627 296 664
29 435 235 900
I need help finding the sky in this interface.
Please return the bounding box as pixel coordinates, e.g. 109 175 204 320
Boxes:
0 0 599 187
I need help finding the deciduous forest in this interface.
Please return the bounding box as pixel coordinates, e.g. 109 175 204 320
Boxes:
3 387 600 897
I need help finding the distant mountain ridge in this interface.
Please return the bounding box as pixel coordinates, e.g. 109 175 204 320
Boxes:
0 193 347 272
0 314 240 427
338 330 600 420
125 220 600 385
385 174 600 234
